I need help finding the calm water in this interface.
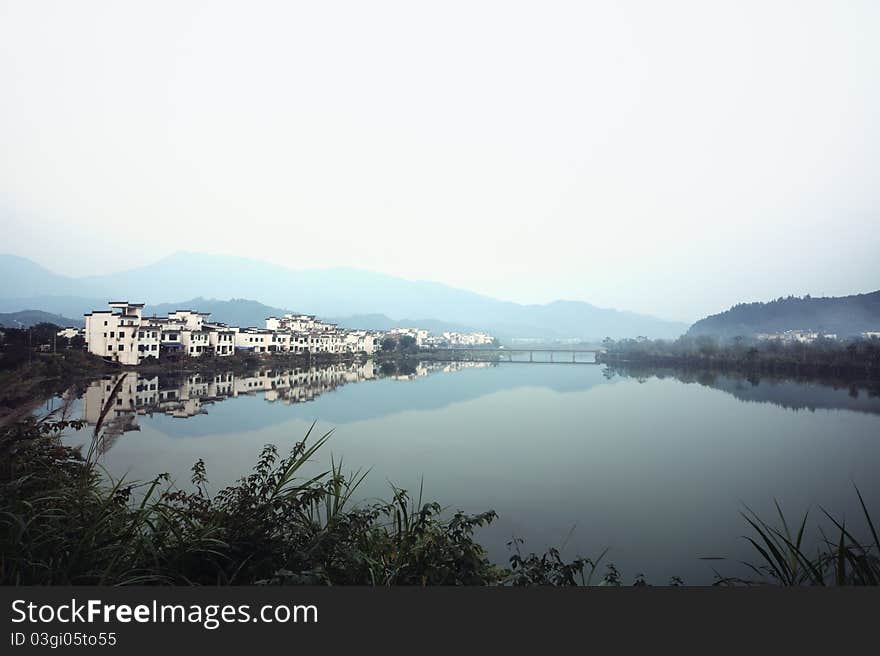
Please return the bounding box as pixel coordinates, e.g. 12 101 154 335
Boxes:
55 359 880 584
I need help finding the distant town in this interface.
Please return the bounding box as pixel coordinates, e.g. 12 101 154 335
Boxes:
71 301 496 366
755 329 880 343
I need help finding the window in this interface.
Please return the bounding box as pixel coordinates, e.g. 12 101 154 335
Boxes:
139 332 144 339
108 345 113 351
110 331 114 337
118 344 124 351
104 320 107 326
119 331 125 338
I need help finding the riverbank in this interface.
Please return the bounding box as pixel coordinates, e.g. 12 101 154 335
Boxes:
597 336 880 379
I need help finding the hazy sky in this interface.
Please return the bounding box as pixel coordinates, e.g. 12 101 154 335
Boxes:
2 1 878 322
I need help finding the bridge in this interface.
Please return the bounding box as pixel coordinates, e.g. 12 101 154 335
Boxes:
427 347 605 365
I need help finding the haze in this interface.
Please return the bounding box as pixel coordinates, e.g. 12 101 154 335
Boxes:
2 1 878 323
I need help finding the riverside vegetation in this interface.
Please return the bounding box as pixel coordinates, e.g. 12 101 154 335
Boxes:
598 335 880 379
1 386 878 586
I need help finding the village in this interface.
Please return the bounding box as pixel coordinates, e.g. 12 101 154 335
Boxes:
77 301 495 366
755 329 880 344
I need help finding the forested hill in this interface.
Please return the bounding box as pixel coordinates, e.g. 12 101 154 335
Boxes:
0 310 83 329
687 291 880 338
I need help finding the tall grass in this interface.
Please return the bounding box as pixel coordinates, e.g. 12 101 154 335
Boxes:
0 401 503 585
709 493 879 586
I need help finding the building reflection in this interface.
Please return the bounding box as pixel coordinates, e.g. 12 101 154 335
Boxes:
81 360 495 445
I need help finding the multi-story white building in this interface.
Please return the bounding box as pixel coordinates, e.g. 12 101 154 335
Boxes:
181 328 210 357
344 330 378 355
235 328 274 353
84 301 156 365
207 324 236 356
167 310 210 331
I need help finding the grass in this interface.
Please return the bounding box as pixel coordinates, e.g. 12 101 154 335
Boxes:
1 386 877 586
709 493 879 586
0 403 504 585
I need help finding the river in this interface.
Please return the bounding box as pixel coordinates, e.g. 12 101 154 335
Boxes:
51 358 880 584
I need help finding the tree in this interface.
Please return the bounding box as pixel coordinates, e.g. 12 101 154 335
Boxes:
29 323 61 347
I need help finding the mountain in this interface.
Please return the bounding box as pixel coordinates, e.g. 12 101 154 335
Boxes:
0 310 83 329
688 292 880 338
329 314 477 334
0 253 688 340
144 298 292 328
0 255 83 298
0 295 106 319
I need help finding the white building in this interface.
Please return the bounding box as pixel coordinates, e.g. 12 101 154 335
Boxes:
388 327 429 346
84 301 155 365
181 328 210 357
344 330 378 355
440 331 495 346
207 324 236 356
235 328 273 353
57 327 83 340
755 330 838 344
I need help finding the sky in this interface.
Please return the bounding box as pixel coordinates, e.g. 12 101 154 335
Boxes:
1 1 878 323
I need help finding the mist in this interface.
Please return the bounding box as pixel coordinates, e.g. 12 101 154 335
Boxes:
2 1 879 322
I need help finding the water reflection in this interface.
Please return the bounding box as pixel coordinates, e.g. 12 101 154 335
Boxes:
603 365 880 416
81 360 498 449
57 360 880 583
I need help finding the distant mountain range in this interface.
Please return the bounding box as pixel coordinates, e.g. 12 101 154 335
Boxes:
328 314 476 335
143 298 291 328
688 291 880 338
147 299 474 334
0 253 688 340
0 310 84 329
